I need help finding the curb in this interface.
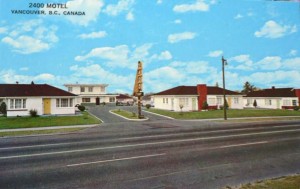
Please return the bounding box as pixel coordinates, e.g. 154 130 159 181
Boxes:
109 110 149 121
142 110 174 120
0 124 99 132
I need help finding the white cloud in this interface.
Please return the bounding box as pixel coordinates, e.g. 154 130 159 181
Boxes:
171 61 217 74
157 0 163 4
0 27 8 34
151 51 172 61
234 14 243 19
126 11 135 21
78 31 107 39
289 49 297 56
2 36 50 54
283 57 300 71
1 19 58 54
70 64 134 91
254 20 297 39
228 54 254 70
173 0 209 13
256 56 281 70
174 19 182 24
0 69 55 84
20 67 29 71
75 44 153 69
104 0 134 16
168 32 196 43
208 50 223 57
42 0 104 26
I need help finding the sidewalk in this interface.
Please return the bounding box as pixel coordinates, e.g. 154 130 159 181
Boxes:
0 124 99 132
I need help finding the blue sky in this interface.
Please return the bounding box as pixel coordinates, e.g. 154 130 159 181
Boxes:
0 0 299 94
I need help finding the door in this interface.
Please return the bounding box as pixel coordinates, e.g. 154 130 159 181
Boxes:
192 98 196 111
43 98 51 114
96 97 100 105
227 97 232 108
276 99 280 109
171 98 174 111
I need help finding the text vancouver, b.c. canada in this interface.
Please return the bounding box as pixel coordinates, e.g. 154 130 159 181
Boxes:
11 3 86 16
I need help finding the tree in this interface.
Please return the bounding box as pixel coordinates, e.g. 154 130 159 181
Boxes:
0 102 7 116
202 101 208 110
253 99 258 108
215 82 219 87
241 81 257 95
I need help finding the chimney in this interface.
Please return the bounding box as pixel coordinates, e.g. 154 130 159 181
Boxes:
31 81 35 85
16 81 19 84
197 84 207 111
272 86 275 90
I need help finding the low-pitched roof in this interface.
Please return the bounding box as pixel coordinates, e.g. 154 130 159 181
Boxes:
154 86 241 96
0 84 77 97
116 94 133 99
246 87 296 98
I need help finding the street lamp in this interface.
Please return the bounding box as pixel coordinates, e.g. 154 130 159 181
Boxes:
222 56 228 120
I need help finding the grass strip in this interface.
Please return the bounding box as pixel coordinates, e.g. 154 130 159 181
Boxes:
146 109 300 120
111 109 139 119
225 174 300 189
0 112 100 130
0 128 84 137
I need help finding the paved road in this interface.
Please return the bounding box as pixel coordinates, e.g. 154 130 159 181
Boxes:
88 104 172 123
0 119 299 189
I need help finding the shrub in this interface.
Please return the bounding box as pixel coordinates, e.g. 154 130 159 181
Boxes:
29 109 38 117
78 105 86 112
253 99 257 108
202 101 208 110
294 106 299 111
145 104 151 109
0 102 7 116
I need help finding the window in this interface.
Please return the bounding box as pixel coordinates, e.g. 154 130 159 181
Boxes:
9 99 26 109
68 87 72 92
82 98 91 103
179 98 189 107
88 87 93 92
109 97 115 102
292 100 297 106
80 87 85 92
234 97 239 104
56 98 74 107
166 98 168 104
163 98 165 103
208 98 215 105
283 100 290 106
217 97 222 105
101 87 105 92
265 99 272 106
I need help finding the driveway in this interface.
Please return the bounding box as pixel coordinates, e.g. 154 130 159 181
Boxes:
87 104 171 123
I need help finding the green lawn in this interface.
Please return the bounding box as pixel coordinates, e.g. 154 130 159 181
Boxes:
111 109 140 119
232 175 300 189
0 112 100 130
145 108 300 119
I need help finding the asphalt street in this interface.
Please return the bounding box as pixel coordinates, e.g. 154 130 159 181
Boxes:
0 105 299 189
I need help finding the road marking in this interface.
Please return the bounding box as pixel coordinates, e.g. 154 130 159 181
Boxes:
66 153 166 167
219 141 268 148
0 128 299 160
1 124 299 150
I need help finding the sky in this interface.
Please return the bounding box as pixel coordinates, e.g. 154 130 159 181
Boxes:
0 0 299 94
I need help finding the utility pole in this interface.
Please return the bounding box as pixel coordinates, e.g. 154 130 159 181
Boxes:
222 56 228 120
133 61 144 119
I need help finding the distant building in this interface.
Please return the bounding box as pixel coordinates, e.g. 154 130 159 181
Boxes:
152 84 243 112
116 94 134 105
0 83 77 117
64 83 117 105
244 86 300 109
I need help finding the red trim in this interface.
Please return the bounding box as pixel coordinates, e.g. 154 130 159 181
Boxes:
197 84 207 111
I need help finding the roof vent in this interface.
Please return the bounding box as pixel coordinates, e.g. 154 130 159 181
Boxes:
31 81 35 85
16 81 19 84
272 86 275 90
